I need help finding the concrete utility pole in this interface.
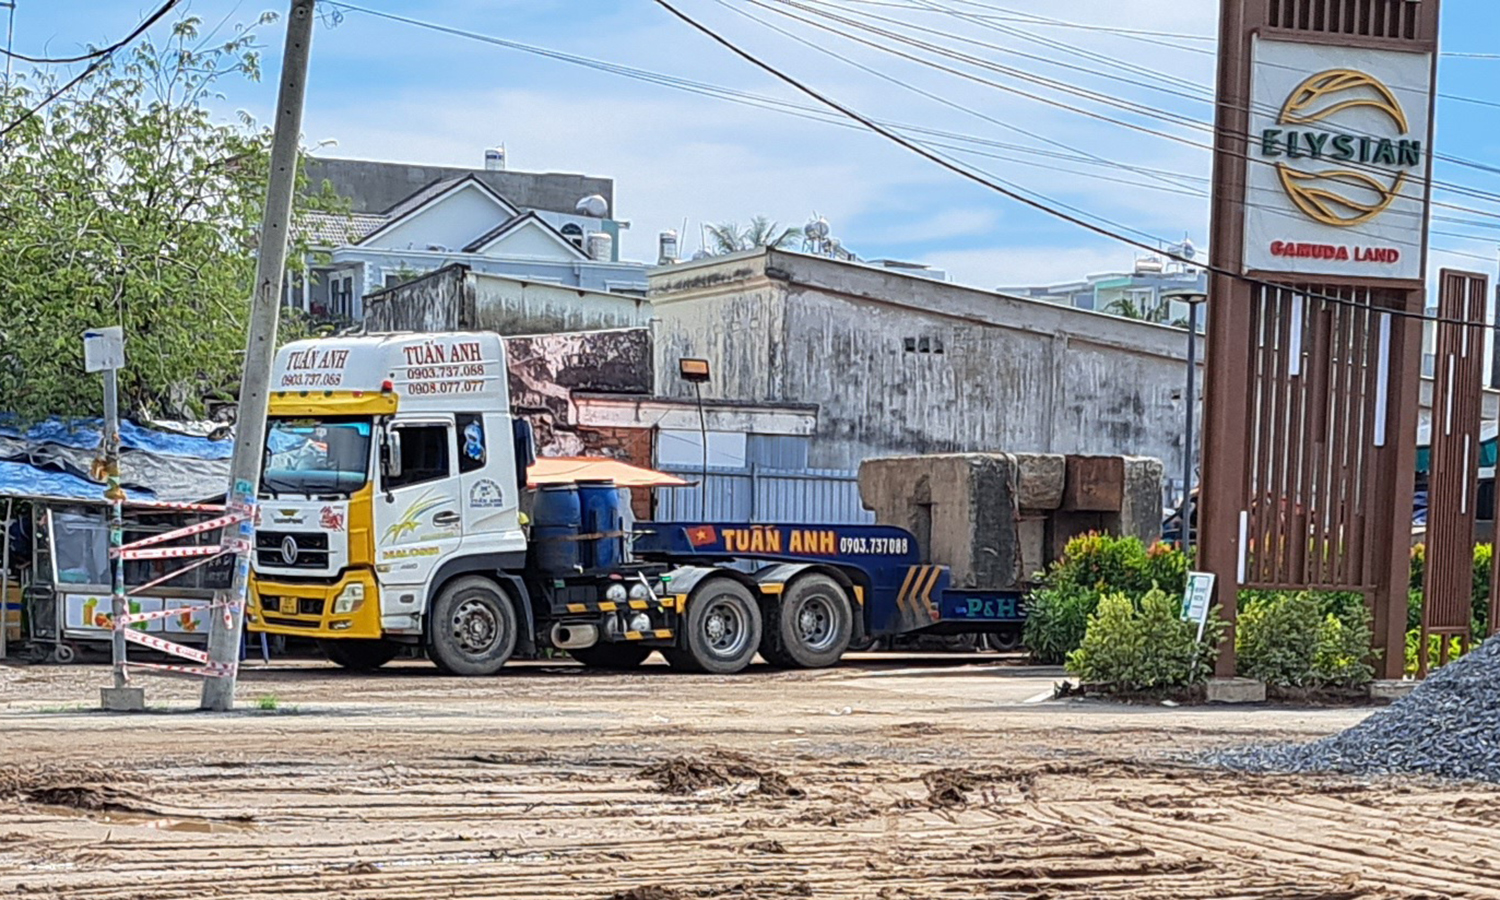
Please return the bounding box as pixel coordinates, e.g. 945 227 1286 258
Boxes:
200 0 315 711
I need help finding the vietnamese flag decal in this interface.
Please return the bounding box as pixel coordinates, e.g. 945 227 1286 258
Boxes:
686 525 718 547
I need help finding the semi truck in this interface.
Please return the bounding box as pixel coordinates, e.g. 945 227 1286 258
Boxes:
246 332 1025 674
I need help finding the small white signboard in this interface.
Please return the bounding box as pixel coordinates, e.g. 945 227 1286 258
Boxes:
1181 572 1216 640
82 326 125 373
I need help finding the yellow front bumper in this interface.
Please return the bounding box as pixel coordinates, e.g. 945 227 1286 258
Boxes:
248 570 382 640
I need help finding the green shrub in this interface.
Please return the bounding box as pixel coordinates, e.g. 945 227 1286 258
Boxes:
1407 542 1493 634
1023 583 1098 665
1023 533 1189 663
1404 629 1469 677
1066 588 1224 690
1236 591 1321 687
1313 607 1375 687
1238 591 1376 687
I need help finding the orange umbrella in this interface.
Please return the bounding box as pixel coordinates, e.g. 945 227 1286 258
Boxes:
527 457 689 488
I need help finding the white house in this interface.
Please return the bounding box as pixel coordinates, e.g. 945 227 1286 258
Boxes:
289 157 648 321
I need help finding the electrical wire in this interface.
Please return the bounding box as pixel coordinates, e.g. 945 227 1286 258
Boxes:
0 0 179 63
0 0 181 138
319 0 1500 251
649 0 1495 325
780 0 1500 197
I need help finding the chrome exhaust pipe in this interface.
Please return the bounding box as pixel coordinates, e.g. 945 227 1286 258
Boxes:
551 623 599 650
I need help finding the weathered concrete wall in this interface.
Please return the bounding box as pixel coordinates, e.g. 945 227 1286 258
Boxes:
364 266 651 336
651 249 1193 474
470 272 650 335
364 264 470 332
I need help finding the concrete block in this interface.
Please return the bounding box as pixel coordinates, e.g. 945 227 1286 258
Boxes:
1011 453 1065 510
1205 678 1266 704
1062 456 1125 512
1117 456 1166 546
1017 517 1047 583
100 686 146 712
1371 680 1417 702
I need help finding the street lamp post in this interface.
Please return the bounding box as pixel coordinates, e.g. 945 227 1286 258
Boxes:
1164 288 1209 558
678 359 712 520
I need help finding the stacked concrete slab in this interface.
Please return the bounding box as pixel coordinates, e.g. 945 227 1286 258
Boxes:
858 453 1163 591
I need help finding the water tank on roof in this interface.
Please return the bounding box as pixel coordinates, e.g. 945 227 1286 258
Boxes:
484 146 506 171
587 232 613 262
576 194 609 218
658 230 679 266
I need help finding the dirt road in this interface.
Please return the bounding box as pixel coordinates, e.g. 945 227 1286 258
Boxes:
1 657 1496 899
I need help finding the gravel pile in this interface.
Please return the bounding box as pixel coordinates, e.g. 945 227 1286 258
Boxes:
1210 635 1500 782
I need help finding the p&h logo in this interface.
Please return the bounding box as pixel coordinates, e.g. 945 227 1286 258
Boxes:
1257 69 1423 228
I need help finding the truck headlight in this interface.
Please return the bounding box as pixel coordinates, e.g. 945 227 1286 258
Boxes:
628 582 654 602
333 582 365 615
605 583 628 603
628 613 652 632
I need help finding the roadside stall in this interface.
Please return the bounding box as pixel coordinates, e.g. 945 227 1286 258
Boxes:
0 418 234 662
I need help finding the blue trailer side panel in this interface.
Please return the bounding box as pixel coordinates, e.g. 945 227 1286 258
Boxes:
635 522 1023 638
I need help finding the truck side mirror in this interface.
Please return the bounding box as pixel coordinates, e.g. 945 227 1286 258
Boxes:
382 428 403 481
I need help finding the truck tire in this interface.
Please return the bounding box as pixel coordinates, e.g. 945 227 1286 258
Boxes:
318 638 400 671
985 628 1023 653
670 579 762 674
761 574 853 669
570 643 653 670
427 576 517 676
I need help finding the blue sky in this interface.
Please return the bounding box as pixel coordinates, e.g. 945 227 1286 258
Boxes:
7 0 1500 289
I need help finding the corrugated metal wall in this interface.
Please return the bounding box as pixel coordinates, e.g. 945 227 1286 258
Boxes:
655 465 873 524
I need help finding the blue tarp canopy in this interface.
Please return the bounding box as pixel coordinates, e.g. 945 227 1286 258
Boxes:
0 417 230 503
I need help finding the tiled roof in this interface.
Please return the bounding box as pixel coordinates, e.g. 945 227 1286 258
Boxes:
295 211 387 247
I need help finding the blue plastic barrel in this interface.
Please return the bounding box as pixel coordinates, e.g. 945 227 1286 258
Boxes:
532 484 582 574
578 479 623 570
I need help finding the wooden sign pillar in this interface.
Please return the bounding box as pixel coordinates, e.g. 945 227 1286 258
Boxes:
1202 0 1441 680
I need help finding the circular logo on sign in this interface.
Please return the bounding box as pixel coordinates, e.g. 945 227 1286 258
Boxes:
280 535 299 566
1265 69 1420 228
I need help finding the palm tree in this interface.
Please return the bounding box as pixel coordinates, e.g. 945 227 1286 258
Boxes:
1103 296 1171 324
705 216 800 255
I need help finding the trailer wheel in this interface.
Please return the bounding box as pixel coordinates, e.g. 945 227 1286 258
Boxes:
318 638 400 672
570 643 653 670
427 576 517 676
762 574 852 669
985 628 1023 653
671 579 762 674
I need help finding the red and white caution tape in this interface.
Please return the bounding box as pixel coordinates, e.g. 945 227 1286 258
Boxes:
123 627 211 663
124 660 236 678
127 555 217 596
120 540 249 561
115 512 244 554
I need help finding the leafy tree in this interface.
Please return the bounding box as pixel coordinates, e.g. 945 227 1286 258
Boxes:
0 14 340 423
1103 296 1170 324
705 215 800 255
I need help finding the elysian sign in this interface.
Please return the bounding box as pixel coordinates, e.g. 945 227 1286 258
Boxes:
1243 38 1433 281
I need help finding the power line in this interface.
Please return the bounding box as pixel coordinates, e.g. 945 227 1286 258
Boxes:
0 0 180 138
784 0 1500 196
0 0 178 63
321 0 1500 249
649 0 1494 326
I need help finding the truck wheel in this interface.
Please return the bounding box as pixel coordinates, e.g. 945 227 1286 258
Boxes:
570 643 653 670
674 579 762 674
427 576 517 676
318 638 400 672
985 629 1023 653
762 574 853 668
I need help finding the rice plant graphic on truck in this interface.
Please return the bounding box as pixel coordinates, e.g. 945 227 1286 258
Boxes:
382 492 451 544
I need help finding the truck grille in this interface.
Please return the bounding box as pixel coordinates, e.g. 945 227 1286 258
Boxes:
256 531 329 569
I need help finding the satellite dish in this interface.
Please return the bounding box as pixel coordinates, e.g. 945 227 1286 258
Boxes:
575 194 609 217
1180 239 1197 261
804 216 829 240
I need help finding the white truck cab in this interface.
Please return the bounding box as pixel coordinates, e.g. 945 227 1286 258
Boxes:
248 332 531 672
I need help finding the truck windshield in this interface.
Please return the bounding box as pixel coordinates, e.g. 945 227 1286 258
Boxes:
262 417 372 496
